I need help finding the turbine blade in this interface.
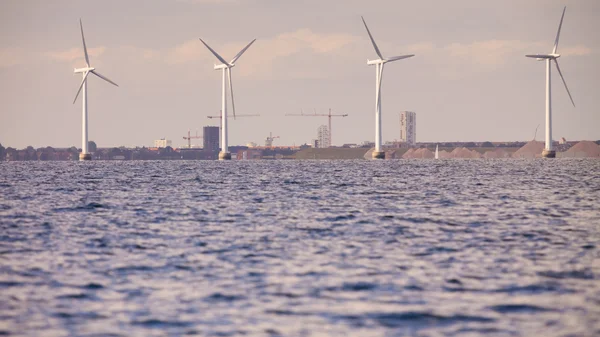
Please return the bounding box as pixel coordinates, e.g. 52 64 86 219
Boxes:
387 54 415 62
361 16 383 59
228 68 236 119
80 19 90 67
230 39 256 64
525 54 553 59
198 38 229 66
73 71 90 104
553 6 567 54
554 60 575 107
91 70 119 87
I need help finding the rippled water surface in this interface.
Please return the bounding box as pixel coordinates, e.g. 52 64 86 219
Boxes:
1 159 600 336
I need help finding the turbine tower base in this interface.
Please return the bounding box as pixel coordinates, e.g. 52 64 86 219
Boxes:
541 150 556 158
79 153 92 161
372 151 385 160
218 152 232 160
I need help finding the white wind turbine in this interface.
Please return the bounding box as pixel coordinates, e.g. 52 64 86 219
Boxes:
361 16 414 159
72 19 118 161
526 6 575 158
199 38 256 160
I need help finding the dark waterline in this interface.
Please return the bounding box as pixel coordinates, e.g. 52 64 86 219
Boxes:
1 159 599 336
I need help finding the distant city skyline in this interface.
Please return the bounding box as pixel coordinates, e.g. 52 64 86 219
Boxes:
1 0 599 149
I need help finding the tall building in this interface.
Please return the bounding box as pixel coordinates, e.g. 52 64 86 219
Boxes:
203 126 220 151
154 138 172 148
400 111 416 146
317 125 330 148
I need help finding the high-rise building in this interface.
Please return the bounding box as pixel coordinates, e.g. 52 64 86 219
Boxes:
203 126 220 151
400 111 416 146
317 125 330 148
154 138 172 148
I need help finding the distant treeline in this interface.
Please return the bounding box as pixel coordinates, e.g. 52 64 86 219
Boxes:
0 142 298 161
0 142 216 161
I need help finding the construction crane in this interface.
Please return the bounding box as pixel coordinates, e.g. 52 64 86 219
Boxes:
285 108 347 147
206 113 260 120
182 129 203 148
207 112 260 133
265 132 280 148
206 111 260 141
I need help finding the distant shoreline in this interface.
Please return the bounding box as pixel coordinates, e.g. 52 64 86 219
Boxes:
1 140 599 161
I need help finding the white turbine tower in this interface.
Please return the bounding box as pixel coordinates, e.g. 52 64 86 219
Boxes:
361 16 414 159
526 6 575 158
199 38 256 160
72 19 118 161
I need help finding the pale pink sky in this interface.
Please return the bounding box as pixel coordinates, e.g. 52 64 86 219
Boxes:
1 0 598 148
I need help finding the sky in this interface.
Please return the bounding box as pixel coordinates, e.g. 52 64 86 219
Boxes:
1 0 599 149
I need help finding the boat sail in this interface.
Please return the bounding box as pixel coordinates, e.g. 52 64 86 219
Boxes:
435 145 439 159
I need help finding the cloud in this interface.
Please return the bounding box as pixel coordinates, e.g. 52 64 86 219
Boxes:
164 29 360 79
0 47 27 68
160 33 596 81
277 28 359 54
439 40 593 72
561 45 593 56
166 39 208 65
1 46 104 69
117 46 162 62
444 39 533 68
406 42 435 54
46 46 106 63
239 29 360 78
175 0 239 3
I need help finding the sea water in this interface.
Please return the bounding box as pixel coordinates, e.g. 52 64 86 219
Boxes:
1 159 599 336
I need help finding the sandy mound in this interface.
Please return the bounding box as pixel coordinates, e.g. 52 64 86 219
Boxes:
483 148 510 159
438 150 452 159
563 141 600 158
402 148 435 159
401 148 415 159
414 148 434 159
513 140 544 158
451 147 481 158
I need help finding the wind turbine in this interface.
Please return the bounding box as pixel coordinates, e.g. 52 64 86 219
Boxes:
199 37 256 160
526 6 575 158
72 19 118 161
361 16 414 159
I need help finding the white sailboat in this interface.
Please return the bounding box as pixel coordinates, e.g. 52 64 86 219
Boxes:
435 145 439 159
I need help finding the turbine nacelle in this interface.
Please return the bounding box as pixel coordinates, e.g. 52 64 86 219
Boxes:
541 54 560 61
367 55 414 66
74 67 95 73
367 59 384 66
214 63 233 70
526 54 561 61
